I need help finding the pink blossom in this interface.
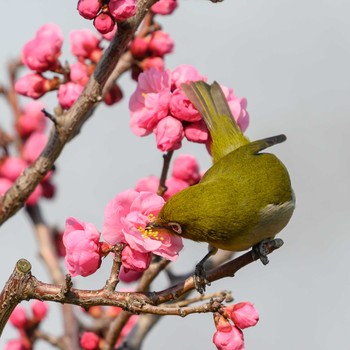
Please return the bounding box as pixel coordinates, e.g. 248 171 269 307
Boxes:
130 37 150 59
171 64 206 89
4 340 28 350
184 120 209 143
9 305 27 329
129 68 171 136
151 0 177 15
93 13 115 34
22 24 63 72
224 302 259 329
135 175 159 193
26 184 43 206
213 325 245 350
0 178 12 197
69 29 101 61
58 82 84 109
172 154 200 185
213 314 244 350
77 0 101 20
0 157 27 182
70 62 90 86
80 332 100 350
154 116 184 152
163 177 188 201
149 31 174 57
119 266 143 282
31 301 48 321
220 85 249 132
16 101 46 138
102 190 183 260
15 73 51 99
63 217 102 277
22 132 48 163
109 0 136 21
141 57 164 71
169 88 201 122
122 245 152 271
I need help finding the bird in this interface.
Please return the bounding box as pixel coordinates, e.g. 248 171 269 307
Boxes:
147 81 295 292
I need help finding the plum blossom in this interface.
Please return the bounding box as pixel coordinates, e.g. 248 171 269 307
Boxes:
22 23 63 72
224 302 259 329
172 154 200 185
213 313 244 350
149 31 174 57
102 190 183 262
16 101 46 138
9 306 27 329
31 301 48 321
63 217 102 277
151 0 177 15
129 68 171 136
15 73 51 99
58 82 84 109
69 29 102 61
22 132 48 164
154 116 184 151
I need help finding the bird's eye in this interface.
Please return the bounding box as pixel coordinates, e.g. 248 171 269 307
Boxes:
168 222 182 234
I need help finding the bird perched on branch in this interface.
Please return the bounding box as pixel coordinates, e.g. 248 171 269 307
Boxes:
147 81 295 293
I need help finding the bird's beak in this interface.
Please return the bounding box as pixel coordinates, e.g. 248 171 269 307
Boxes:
145 221 171 234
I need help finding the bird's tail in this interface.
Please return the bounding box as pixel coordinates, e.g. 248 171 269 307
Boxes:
182 81 249 163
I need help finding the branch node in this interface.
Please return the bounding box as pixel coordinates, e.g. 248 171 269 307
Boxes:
16 259 32 274
60 274 73 298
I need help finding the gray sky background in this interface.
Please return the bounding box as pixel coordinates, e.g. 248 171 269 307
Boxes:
1 0 349 349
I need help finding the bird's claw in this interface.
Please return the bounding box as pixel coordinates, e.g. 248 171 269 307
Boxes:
253 238 284 265
194 263 211 294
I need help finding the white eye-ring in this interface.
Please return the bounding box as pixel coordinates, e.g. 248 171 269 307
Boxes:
168 222 182 234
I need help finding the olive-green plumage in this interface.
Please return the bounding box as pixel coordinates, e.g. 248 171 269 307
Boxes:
153 81 295 252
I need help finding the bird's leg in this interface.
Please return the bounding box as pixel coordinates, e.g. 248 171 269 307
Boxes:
253 238 284 265
194 245 218 294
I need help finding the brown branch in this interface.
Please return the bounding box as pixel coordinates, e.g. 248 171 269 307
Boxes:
0 0 158 226
157 150 174 196
104 244 124 292
0 240 282 341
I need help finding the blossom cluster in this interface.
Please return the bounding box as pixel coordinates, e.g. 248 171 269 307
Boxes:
213 302 259 350
135 153 201 200
129 64 249 152
6 301 48 350
15 24 122 109
0 101 55 205
62 190 183 281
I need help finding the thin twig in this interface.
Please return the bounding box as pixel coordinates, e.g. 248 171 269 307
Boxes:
157 150 174 196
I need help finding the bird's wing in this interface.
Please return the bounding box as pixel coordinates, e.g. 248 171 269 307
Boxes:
182 81 249 163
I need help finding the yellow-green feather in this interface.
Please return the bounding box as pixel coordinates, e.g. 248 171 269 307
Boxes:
181 81 249 163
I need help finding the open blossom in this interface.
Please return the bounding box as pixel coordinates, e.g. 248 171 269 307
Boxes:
224 302 259 329
16 101 46 138
129 68 171 136
151 0 177 15
170 88 201 122
135 175 159 193
102 190 183 261
22 23 63 72
63 217 102 277
15 73 51 99
122 245 152 271
171 64 206 89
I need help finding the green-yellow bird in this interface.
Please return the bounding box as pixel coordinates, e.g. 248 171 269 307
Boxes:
148 81 295 291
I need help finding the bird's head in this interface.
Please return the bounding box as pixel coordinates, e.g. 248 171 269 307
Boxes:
145 217 183 238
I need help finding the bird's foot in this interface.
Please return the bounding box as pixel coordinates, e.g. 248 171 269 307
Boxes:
253 238 284 265
194 262 211 294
